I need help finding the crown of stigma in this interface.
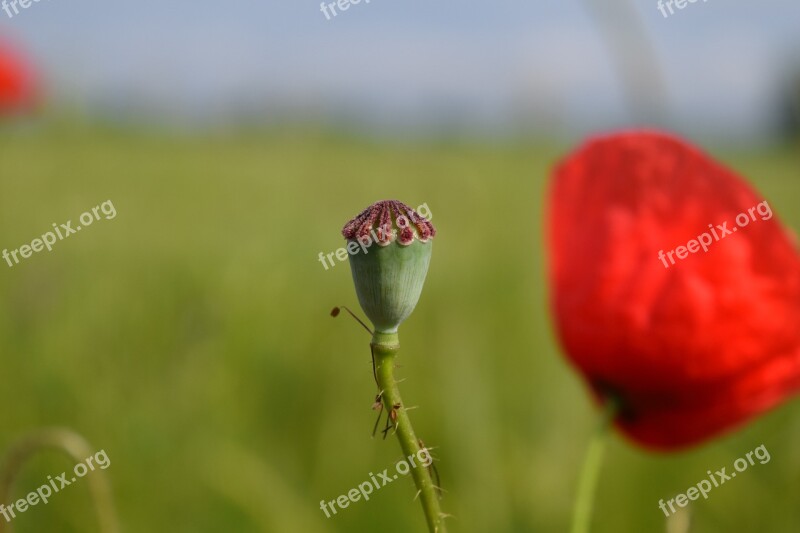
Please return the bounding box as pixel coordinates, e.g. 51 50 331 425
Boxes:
342 200 435 247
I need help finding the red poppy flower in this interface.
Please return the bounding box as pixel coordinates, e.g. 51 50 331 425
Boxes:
0 39 37 115
547 130 800 450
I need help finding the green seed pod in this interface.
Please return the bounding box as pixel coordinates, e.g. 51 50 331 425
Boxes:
342 200 436 333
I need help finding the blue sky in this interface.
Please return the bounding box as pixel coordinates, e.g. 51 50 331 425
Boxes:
2 0 799 139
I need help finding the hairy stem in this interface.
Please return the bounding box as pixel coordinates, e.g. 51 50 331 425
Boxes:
0 428 119 533
570 400 617 533
372 331 447 533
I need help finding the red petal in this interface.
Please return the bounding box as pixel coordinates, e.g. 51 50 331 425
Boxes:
547 130 800 450
0 41 37 114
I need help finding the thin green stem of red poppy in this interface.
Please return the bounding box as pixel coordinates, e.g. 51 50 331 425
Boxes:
570 399 617 533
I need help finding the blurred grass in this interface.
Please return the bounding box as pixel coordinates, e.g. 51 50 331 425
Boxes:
0 124 798 532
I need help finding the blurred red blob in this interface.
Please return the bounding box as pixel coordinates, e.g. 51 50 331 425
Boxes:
0 39 37 116
547 131 800 450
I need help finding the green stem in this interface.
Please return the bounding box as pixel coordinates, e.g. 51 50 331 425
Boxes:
372 331 447 533
570 400 617 533
0 428 120 533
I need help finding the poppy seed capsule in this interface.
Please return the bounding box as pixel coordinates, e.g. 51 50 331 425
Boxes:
342 200 435 333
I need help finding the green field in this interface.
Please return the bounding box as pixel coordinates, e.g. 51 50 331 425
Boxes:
0 125 798 532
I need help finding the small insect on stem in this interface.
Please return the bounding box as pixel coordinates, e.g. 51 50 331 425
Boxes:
373 395 403 439
372 393 385 437
381 402 402 439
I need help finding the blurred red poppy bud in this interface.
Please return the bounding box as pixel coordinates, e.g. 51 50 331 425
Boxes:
0 39 38 116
